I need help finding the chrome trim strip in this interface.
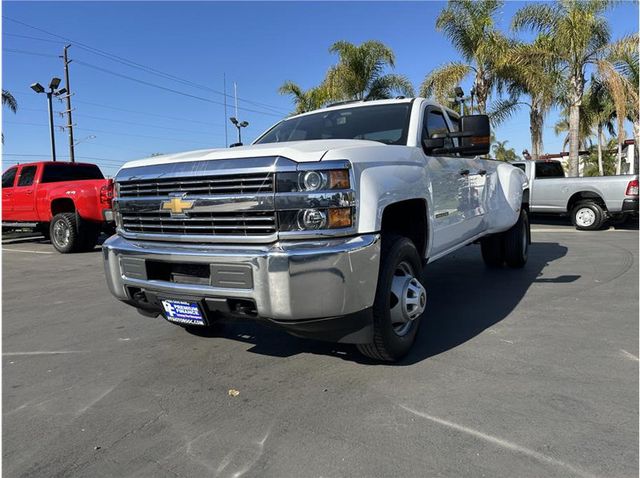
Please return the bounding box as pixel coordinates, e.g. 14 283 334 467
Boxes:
116 156 297 182
275 190 355 210
115 194 275 213
117 228 278 244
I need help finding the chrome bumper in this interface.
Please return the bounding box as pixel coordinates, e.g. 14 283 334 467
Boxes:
102 234 380 321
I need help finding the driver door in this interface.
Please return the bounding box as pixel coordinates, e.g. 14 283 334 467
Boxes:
420 106 475 256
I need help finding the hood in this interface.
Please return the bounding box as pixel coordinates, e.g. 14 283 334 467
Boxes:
120 139 383 169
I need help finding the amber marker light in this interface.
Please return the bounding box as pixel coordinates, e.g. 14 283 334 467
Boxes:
328 170 350 189
328 208 352 228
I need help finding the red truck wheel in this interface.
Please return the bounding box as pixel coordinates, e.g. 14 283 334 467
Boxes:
49 213 99 253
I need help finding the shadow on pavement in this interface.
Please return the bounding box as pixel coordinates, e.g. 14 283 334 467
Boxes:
187 241 571 365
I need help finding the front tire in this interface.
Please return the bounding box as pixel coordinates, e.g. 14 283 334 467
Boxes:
357 235 426 362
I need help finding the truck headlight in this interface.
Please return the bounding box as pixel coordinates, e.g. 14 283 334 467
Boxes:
278 207 353 231
276 168 350 192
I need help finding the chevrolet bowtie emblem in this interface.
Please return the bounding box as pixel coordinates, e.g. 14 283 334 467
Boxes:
162 195 194 215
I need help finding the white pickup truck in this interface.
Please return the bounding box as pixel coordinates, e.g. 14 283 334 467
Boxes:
103 98 529 361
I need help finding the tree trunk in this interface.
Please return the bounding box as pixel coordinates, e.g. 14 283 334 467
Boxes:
567 73 584 177
529 104 544 161
597 124 604 176
616 140 623 175
568 103 581 177
633 121 640 174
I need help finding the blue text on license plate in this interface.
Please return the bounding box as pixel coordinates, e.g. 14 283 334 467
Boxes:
161 300 205 325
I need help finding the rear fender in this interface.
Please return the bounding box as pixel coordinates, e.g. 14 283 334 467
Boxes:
484 164 527 233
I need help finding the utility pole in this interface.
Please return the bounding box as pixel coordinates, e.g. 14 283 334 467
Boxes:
223 73 228 147
62 45 76 162
46 89 57 162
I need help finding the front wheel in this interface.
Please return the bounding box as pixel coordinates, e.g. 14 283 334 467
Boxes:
357 235 426 362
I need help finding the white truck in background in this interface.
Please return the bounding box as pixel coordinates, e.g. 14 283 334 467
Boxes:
103 98 530 362
511 159 638 230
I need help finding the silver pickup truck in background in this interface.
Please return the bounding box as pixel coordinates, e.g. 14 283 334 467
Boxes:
511 159 638 230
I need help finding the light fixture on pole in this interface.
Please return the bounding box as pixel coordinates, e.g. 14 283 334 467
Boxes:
31 77 66 162
229 116 249 147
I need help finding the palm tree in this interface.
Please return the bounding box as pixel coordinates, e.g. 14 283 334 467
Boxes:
420 0 506 114
492 139 519 162
584 82 615 175
492 36 560 161
278 81 330 115
595 35 639 174
2 89 18 143
325 40 414 101
512 0 613 177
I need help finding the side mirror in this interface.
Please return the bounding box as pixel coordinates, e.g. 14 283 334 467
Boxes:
459 115 490 156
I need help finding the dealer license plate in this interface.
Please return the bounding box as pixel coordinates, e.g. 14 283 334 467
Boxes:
161 299 205 326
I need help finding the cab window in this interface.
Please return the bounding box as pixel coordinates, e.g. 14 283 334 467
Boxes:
2 167 17 188
17 166 37 187
422 108 454 150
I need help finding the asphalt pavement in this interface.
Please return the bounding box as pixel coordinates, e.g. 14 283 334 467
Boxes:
2 220 638 477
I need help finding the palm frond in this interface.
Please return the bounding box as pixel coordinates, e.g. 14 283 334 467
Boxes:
487 98 523 127
419 62 471 104
2 89 18 113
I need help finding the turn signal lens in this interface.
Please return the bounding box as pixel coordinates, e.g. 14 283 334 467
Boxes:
328 170 350 189
328 208 352 228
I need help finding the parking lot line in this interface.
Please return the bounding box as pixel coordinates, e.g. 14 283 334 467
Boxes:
400 405 597 478
531 228 637 233
2 248 54 255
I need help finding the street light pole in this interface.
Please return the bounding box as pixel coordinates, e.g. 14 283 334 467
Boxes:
31 77 66 163
229 117 249 146
46 90 57 162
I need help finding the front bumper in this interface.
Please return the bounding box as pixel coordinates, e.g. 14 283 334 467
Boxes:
102 234 380 342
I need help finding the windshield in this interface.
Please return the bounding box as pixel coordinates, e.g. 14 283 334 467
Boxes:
254 103 412 145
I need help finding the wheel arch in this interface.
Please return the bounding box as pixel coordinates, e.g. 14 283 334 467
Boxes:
379 198 429 258
567 191 607 213
50 197 76 217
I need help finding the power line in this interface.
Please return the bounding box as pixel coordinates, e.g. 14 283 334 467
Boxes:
73 60 282 117
4 48 58 58
9 100 224 128
3 16 289 115
72 113 224 136
4 121 218 145
4 32 65 43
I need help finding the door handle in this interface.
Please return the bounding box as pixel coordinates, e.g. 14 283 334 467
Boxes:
477 169 487 176
25 190 33 195
459 169 470 176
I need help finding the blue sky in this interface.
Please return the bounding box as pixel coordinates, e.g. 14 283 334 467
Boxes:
2 1 638 177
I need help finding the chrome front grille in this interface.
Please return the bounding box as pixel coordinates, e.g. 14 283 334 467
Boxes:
118 172 274 198
120 211 276 236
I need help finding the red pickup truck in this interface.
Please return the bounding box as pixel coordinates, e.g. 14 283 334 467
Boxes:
2 161 114 253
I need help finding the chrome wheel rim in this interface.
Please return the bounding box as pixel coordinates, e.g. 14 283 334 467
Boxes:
576 208 596 227
389 261 426 336
53 220 70 248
